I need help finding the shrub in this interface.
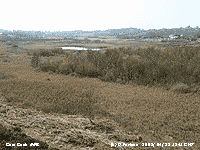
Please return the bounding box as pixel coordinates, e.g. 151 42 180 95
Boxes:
30 44 200 89
30 52 40 68
85 67 103 78
51 48 65 56
87 50 103 70
100 69 118 82
39 57 62 73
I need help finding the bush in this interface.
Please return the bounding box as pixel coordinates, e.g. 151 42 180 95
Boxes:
85 67 103 78
30 52 40 68
100 69 118 82
38 57 62 74
30 45 200 89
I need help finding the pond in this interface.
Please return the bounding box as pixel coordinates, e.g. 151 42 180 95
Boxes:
27 46 102 58
61 47 100 51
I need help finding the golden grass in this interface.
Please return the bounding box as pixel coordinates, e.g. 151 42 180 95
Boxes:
1 66 199 145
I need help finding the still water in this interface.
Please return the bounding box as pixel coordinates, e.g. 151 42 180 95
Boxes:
61 47 100 51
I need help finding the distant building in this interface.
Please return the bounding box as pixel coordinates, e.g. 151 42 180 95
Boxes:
0 35 11 41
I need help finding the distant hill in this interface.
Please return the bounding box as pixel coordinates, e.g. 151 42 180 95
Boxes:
0 26 199 40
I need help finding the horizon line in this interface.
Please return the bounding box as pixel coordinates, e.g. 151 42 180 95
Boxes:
1 26 198 32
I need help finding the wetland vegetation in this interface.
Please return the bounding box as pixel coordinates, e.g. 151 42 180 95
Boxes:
0 34 200 149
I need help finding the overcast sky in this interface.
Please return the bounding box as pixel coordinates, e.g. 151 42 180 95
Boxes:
1 0 199 32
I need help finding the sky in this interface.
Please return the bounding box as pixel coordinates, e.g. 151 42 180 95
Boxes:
1 0 199 32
